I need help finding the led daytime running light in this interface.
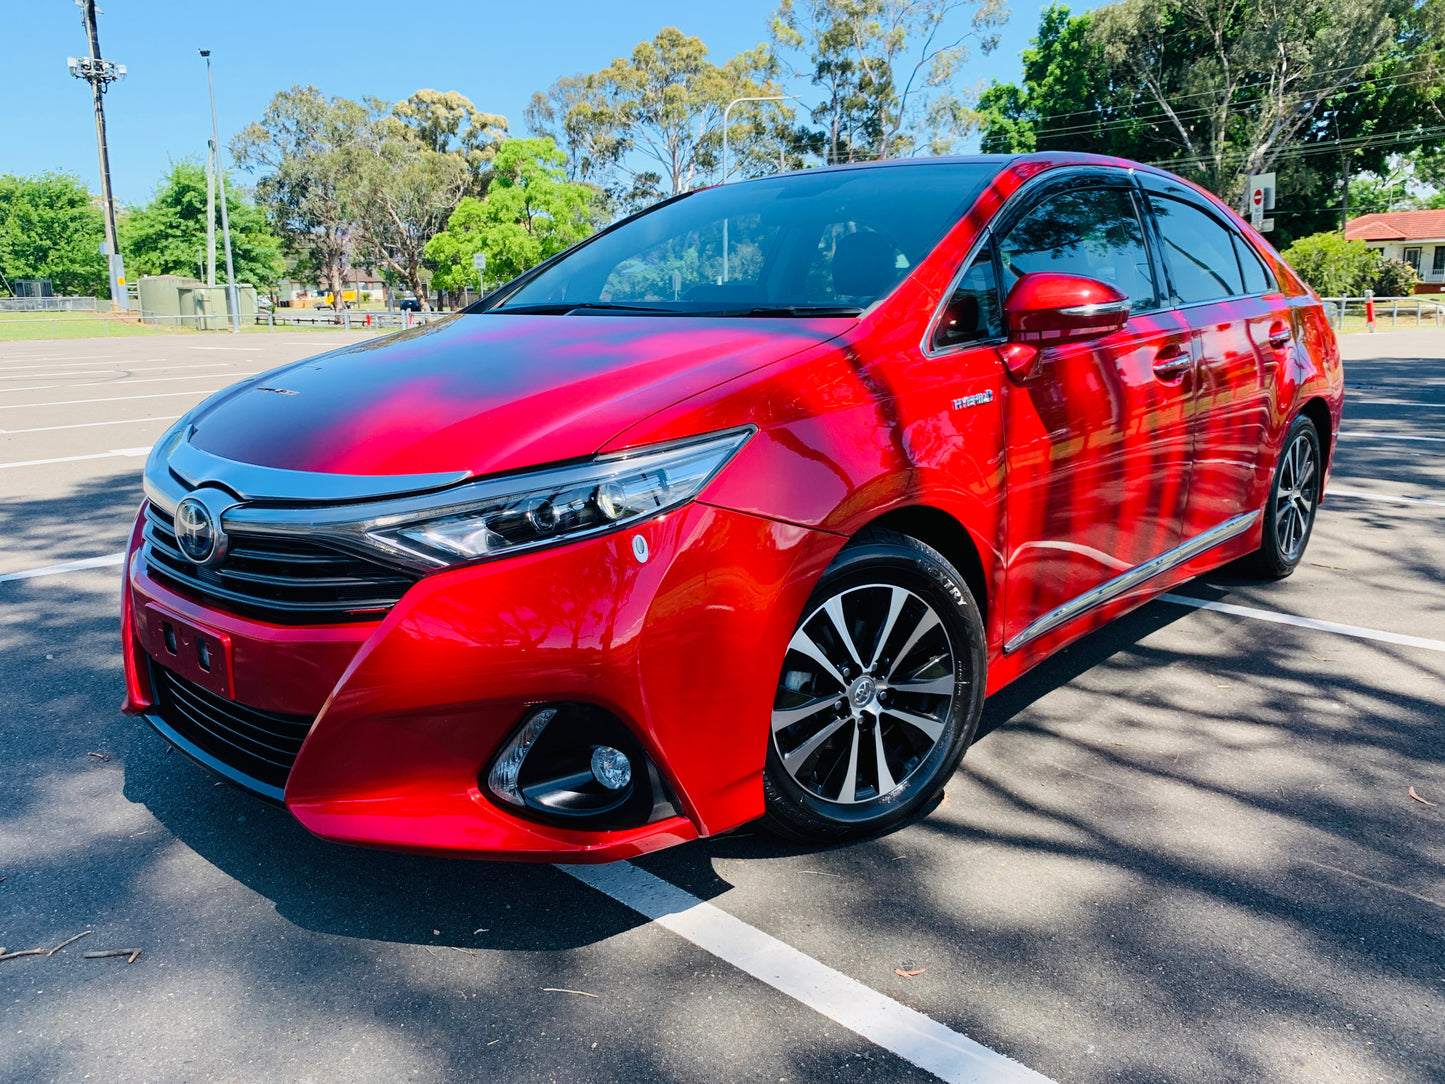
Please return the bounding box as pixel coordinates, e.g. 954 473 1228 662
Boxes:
487 708 557 807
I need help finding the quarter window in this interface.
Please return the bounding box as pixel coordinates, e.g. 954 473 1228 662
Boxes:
1149 196 1245 303
998 187 1159 311
1233 234 1274 294
932 247 1002 350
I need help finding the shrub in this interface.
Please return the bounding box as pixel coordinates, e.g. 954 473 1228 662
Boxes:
1371 257 1418 298
1279 232 1380 296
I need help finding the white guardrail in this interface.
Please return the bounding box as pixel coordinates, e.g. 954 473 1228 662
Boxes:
1320 295 1445 330
0 308 454 339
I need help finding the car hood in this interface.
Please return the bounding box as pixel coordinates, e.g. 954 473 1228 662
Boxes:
185 313 850 477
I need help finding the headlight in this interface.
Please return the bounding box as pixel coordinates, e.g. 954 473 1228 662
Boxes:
368 428 752 566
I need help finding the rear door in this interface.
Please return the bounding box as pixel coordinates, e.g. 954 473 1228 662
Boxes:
1140 178 1288 535
996 173 1195 651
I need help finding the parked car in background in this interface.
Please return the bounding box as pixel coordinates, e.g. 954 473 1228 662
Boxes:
398 296 423 312
123 153 1341 861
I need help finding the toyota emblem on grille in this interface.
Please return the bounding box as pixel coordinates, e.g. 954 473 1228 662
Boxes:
174 497 225 566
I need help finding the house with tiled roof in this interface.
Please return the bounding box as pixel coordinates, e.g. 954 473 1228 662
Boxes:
1346 210 1445 293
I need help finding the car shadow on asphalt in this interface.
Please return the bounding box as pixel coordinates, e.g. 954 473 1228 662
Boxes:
97 572 1198 955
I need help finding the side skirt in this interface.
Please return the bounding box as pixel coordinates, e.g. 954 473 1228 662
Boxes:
1003 510 1260 654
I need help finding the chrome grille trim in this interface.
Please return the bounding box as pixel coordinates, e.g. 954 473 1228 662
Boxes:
142 504 418 624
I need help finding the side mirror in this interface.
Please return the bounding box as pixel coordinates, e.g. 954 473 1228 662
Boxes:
1004 273 1131 345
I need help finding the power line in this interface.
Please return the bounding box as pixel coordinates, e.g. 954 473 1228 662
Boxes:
1013 64 1442 144
1001 43 1445 130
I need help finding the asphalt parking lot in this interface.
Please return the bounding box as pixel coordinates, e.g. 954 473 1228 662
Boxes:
1 327 1441 1084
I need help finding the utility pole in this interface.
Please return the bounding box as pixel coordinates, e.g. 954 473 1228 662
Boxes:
200 51 240 333
67 0 127 311
1341 149 1350 234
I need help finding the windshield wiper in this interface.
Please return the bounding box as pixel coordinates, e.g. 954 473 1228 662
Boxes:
493 302 678 315
721 305 865 318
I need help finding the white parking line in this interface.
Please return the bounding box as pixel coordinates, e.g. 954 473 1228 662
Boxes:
0 447 150 470
0 416 171 435
0 553 125 584
1342 430 1445 443
0 357 148 370
0 373 235 395
0 362 232 380
0 358 111 372
1161 594 1445 653
563 861 1054 1084
0 390 220 411
1329 488 1445 508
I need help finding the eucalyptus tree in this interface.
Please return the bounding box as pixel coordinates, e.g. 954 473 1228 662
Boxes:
771 0 1009 163
232 85 369 308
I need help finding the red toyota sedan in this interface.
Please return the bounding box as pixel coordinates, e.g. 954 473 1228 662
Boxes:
122 154 1342 861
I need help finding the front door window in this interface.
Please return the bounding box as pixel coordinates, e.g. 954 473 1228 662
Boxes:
997 183 1191 647
1404 247 1423 274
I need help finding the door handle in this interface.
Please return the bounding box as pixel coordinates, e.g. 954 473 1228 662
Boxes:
1268 327 1292 349
1152 344 1193 378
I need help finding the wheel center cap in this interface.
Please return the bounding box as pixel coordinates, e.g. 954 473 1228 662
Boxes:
849 676 878 709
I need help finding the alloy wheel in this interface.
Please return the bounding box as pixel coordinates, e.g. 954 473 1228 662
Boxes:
1273 428 1319 563
771 583 957 805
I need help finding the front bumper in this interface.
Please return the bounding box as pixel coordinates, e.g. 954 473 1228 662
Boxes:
123 500 837 861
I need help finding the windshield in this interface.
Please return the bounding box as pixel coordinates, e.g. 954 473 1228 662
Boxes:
485 162 1004 317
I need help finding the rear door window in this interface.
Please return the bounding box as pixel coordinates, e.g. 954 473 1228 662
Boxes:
1149 197 1245 304
998 187 1160 312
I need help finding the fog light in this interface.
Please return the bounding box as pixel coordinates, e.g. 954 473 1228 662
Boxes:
590 745 632 790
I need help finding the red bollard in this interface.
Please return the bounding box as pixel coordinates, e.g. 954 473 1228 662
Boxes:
1365 292 1375 332
365 313 372 327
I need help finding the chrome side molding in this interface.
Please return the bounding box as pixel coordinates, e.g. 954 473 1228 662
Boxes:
1003 510 1260 654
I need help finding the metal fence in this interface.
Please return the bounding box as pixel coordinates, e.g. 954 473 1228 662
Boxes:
0 295 103 313
0 307 455 339
1321 295 1445 330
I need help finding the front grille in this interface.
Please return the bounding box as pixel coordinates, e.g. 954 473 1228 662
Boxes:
151 664 313 795
143 503 418 624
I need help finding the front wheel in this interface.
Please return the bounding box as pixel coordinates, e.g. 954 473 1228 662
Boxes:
1243 414 1322 579
763 529 986 843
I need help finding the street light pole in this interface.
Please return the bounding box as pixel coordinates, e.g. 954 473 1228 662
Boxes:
205 138 217 286
68 0 128 312
721 95 798 185
720 95 797 283
200 51 240 333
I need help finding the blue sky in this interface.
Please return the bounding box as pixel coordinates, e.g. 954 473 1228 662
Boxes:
2 0 1070 206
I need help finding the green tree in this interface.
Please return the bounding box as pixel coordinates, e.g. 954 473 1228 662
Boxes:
0 173 108 296
353 111 475 309
119 160 284 288
526 73 634 185
1093 0 1396 203
978 5 1149 156
772 0 1008 163
1279 232 1381 295
979 0 1437 242
391 89 508 194
424 139 596 292
529 28 786 207
233 86 372 306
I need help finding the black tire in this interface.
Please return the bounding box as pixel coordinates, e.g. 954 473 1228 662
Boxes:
1243 414 1322 579
763 528 986 843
